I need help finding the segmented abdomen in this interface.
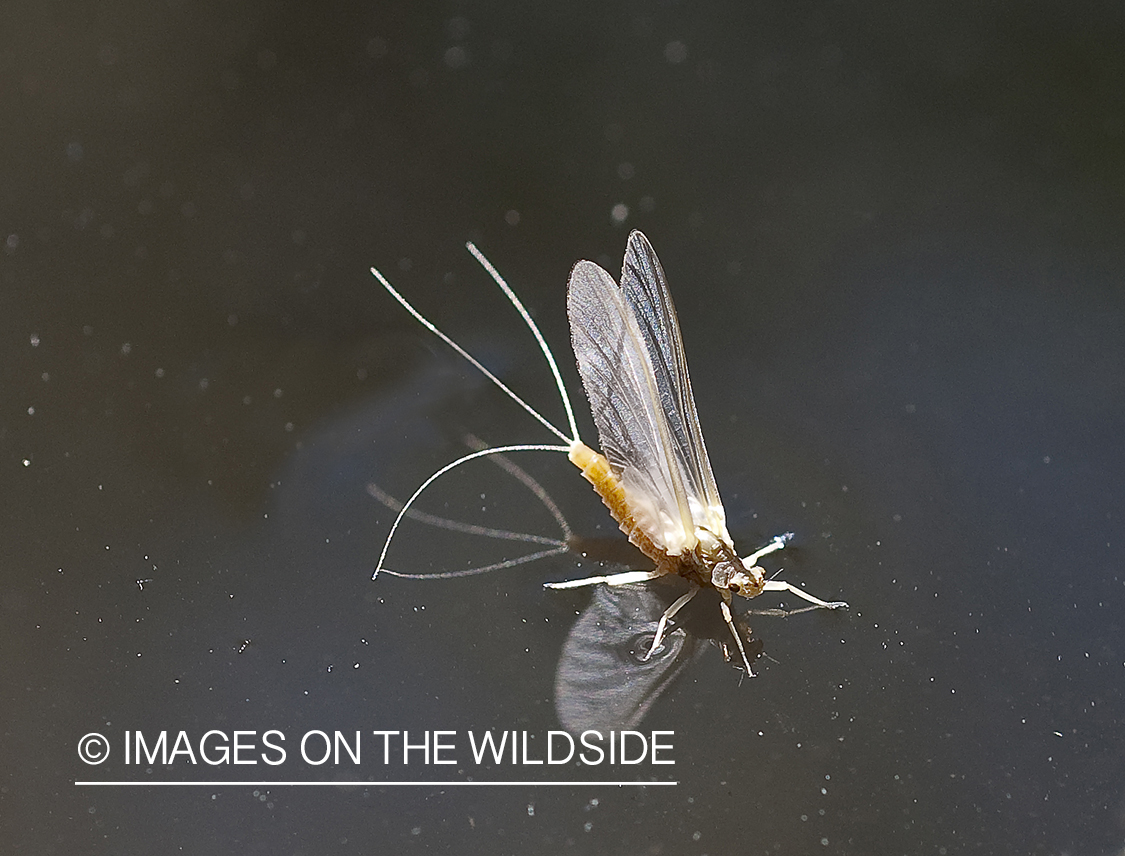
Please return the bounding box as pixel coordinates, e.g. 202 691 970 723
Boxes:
568 441 673 572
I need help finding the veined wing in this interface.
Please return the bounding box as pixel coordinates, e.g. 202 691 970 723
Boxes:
567 231 731 556
619 232 726 529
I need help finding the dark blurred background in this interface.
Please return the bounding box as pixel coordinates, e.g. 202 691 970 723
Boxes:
3 1 1124 853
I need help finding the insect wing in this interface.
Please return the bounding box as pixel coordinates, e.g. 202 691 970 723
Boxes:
619 232 728 539
567 231 730 555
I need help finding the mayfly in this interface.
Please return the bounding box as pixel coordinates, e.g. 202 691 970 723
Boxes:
371 231 847 676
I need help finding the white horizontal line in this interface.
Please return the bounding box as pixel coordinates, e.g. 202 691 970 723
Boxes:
75 780 676 787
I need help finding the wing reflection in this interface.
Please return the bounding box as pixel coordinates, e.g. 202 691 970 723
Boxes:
555 582 762 734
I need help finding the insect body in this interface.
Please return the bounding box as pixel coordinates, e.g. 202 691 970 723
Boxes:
372 231 847 676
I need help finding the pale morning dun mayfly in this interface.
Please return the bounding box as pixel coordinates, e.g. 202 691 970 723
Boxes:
370 231 847 676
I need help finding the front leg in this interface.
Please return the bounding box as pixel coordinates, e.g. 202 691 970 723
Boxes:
762 579 848 609
741 532 793 565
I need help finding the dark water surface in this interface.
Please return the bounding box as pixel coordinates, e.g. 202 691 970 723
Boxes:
4 2 1124 854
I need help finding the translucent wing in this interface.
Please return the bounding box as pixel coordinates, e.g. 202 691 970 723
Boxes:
554 584 704 733
567 231 731 556
619 232 726 523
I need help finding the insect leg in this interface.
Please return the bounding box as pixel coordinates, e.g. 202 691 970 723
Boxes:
719 598 756 677
741 532 794 566
543 569 663 590
642 584 698 662
761 580 849 609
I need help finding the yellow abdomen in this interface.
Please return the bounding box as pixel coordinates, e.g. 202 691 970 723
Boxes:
568 441 671 571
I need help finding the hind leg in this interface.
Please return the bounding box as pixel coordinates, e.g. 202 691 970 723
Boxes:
543 569 663 590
